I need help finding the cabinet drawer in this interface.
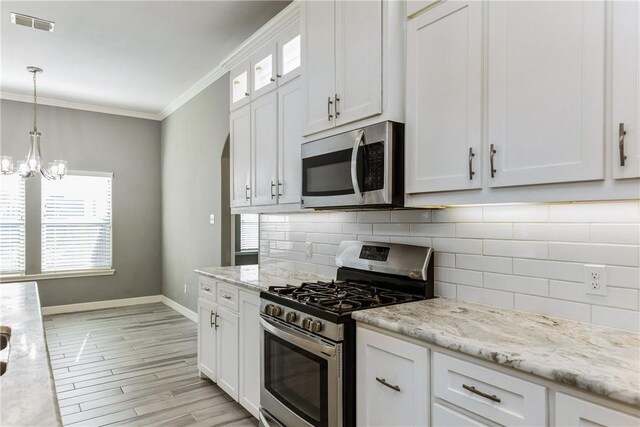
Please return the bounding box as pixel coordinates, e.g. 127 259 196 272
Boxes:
432 403 488 427
433 353 546 426
198 277 217 301
556 393 640 427
217 283 239 311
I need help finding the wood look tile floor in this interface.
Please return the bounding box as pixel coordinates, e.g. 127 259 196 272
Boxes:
44 303 257 427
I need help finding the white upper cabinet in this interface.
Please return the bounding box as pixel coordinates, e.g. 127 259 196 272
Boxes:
251 91 279 206
303 0 336 135
334 0 382 127
230 61 251 111
612 0 640 179
230 105 252 208
251 43 278 100
277 20 301 85
487 1 606 188
406 0 482 194
278 79 304 205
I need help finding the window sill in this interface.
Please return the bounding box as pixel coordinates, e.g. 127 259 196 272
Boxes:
0 269 116 283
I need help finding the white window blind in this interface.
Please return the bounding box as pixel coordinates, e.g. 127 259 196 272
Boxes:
42 173 112 272
240 214 259 252
0 175 26 274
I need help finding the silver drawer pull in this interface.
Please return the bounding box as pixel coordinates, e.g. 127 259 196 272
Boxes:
462 384 501 403
222 294 232 300
376 377 400 392
202 286 211 292
619 123 628 167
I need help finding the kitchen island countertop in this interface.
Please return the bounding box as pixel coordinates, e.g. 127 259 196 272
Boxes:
352 297 640 407
0 282 62 427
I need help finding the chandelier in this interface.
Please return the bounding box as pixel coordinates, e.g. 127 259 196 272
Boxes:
1 66 67 180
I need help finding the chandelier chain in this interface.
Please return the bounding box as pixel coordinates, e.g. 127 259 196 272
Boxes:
33 70 38 132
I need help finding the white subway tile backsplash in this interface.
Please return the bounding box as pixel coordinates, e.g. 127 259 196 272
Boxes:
515 294 591 323
457 285 514 309
549 242 639 267
590 224 640 245
484 273 548 296
456 223 513 239
549 280 639 310
514 223 590 242
435 267 483 287
591 306 640 333
456 254 512 274
261 201 639 331
484 240 548 259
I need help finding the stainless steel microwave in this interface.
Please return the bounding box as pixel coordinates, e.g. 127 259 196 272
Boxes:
301 121 404 209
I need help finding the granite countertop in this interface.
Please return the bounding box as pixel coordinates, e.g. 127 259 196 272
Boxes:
352 298 640 407
194 265 329 293
0 282 62 426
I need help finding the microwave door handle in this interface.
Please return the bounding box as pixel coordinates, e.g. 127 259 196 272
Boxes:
351 129 365 204
260 316 336 357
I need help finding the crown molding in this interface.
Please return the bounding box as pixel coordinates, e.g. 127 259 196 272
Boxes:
0 91 161 121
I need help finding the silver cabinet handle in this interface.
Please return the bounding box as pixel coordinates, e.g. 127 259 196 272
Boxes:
271 181 276 199
222 294 232 300
270 77 276 82
468 147 475 180
245 185 250 201
276 74 282 79
278 180 283 196
619 123 627 167
376 377 400 392
490 144 497 178
327 97 333 121
210 310 215 327
214 313 219 329
351 129 365 204
462 384 501 403
202 286 211 292
245 92 250 97
335 94 340 117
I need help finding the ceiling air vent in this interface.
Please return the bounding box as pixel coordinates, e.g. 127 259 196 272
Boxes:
10 12 55 32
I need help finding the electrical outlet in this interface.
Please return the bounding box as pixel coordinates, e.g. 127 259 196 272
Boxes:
209 214 215 225
584 264 606 296
305 242 313 259
184 283 187 294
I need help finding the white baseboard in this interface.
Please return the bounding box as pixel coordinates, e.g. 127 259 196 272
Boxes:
161 296 198 323
41 295 163 315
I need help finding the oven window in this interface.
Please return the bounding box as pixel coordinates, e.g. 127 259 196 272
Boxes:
265 332 328 427
302 148 363 197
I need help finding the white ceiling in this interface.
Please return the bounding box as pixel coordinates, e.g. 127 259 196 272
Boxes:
0 1 290 117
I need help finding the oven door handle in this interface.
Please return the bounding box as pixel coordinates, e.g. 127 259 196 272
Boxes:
260 316 336 357
350 129 365 204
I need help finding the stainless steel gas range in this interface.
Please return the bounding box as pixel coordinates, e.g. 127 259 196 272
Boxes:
258 240 435 427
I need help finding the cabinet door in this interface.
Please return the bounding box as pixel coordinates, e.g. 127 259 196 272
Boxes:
197 298 216 381
303 0 336 135
277 19 301 86
238 291 261 418
556 393 640 426
356 327 429 427
230 104 251 207
405 1 482 194
433 403 488 427
487 1 606 187
612 0 640 179
334 0 382 126
216 306 239 400
251 91 279 206
252 43 278 100
278 79 303 205
230 61 251 111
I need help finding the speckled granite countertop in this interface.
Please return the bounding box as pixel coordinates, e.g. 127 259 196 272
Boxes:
0 282 62 426
194 265 329 293
352 298 640 407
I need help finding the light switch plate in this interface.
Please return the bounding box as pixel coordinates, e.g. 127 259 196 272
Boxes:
584 264 607 296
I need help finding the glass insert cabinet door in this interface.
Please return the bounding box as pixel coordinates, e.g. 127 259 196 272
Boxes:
277 20 301 85
252 43 278 98
230 61 251 110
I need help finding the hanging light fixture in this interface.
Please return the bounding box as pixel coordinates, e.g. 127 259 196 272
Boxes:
1 66 67 180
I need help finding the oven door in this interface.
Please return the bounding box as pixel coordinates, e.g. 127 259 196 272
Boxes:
260 315 342 427
301 122 394 209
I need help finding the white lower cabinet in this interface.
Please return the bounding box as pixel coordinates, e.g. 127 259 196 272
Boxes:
555 393 640 427
215 306 239 400
356 327 429 427
197 298 216 381
432 403 487 427
238 291 261 418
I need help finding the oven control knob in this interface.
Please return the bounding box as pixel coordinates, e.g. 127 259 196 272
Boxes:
271 305 282 317
302 317 313 330
285 312 297 323
309 320 323 333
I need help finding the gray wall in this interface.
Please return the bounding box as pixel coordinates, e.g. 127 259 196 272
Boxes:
161 75 230 312
0 99 162 306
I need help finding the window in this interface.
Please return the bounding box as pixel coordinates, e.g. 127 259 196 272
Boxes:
0 175 26 275
240 214 259 252
41 173 112 272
